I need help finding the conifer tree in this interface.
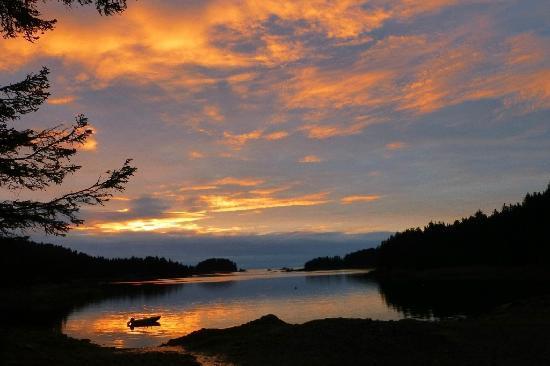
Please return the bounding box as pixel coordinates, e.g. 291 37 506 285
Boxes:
0 0 134 237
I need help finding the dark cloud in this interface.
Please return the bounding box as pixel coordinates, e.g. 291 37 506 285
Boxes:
129 196 172 217
41 231 392 269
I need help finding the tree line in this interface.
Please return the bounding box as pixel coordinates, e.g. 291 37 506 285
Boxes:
305 183 550 271
304 249 378 271
2 237 238 285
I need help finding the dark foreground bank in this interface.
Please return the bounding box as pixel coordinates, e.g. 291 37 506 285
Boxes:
166 296 550 366
1 327 200 366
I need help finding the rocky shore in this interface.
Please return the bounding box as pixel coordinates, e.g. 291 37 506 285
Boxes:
166 296 550 366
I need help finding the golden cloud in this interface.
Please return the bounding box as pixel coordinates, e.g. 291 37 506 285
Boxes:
81 212 206 233
203 105 225 122
249 185 293 195
299 119 375 139
284 67 393 110
48 95 78 105
213 177 265 186
189 150 205 159
506 33 546 66
79 180 332 233
2 0 544 125
0 0 401 83
80 125 98 151
222 130 263 149
264 131 289 141
180 184 218 191
299 155 322 163
201 191 330 212
385 141 407 151
221 129 291 148
341 195 381 204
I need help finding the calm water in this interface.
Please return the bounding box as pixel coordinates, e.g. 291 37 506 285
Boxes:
63 269 404 348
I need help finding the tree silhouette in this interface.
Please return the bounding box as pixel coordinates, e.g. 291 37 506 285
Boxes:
304 183 550 270
0 0 135 237
0 68 136 236
195 258 238 274
0 0 127 41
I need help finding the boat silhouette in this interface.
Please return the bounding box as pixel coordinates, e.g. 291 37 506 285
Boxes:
127 316 161 329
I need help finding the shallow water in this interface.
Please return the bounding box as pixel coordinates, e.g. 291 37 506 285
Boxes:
62 269 404 348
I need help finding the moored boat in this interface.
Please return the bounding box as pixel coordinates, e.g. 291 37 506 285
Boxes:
127 316 161 328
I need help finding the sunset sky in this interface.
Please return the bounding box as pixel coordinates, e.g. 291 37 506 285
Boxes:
1 0 549 244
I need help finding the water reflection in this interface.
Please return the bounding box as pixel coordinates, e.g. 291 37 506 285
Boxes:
63 269 549 348
63 270 401 348
376 277 550 319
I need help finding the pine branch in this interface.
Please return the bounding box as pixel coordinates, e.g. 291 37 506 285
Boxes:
0 160 136 236
0 115 93 190
0 1 127 41
0 67 49 123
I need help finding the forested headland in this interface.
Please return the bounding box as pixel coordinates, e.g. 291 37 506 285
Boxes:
305 183 550 271
2 237 238 285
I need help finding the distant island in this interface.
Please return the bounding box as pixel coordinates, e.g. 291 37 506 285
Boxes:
305 183 550 272
195 258 238 274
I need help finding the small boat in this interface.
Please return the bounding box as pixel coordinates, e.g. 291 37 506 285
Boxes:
127 316 161 328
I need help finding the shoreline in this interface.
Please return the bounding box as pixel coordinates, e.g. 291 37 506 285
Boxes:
164 295 550 365
5 296 550 366
5 266 550 365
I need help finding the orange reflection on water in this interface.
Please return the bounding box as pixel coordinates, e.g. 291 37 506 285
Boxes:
115 269 371 285
63 270 403 348
64 295 400 348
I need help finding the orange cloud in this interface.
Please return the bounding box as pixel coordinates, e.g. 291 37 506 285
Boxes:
393 0 462 18
81 212 206 233
222 130 263 149
81 138 98 151
203 105 225 122
213 177 265 186
222 129 294 148
110 196 131 201
264 131 289 140
385 141 407 151
220 1 392 39
249 185 292 195
299 155 322 163
506 33 546 66
279 25 549 123
341 195 381 204
284 67 393 110
79 125 98 151
48 95 78 105
189 150 205 159
254 35 306 66
201 191 330 212
3 0 543 121
397 40 484 113
179 185 218 191
395 29 550 114
299 119 374 139
0 0 399 84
